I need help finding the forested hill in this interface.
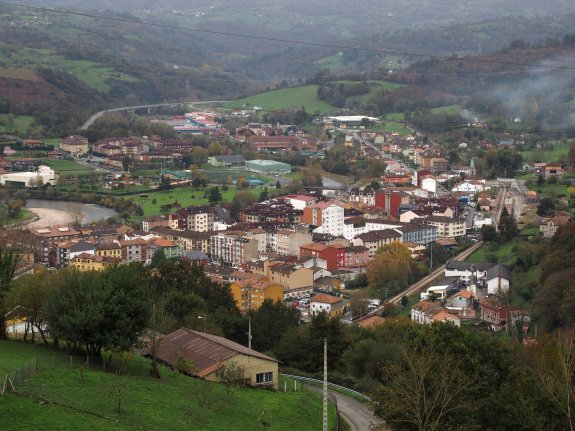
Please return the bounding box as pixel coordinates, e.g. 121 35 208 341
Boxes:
0 5 253 136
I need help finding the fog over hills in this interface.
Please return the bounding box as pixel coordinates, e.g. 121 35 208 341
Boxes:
18 0 575 41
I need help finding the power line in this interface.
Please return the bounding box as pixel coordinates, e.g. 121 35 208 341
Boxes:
2 1 575 72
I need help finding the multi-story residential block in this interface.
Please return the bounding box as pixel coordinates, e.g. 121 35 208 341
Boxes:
210 231 259 267
349 187 376 206
425 216 466 238
352 229 403 256
184 206 214 232
301 201 345 237
95 241 122 259
230 277 283 313
56 240 95 267
119 238 148 263
151 227 212 255
141 215 170 232
397 222 437 245
148 237 181 260
275 228 313 256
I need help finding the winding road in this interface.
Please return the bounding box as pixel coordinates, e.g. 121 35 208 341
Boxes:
80 100 230 130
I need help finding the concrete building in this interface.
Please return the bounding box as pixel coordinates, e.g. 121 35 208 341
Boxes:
0 165 56 188
245 159 291 174
210 231 259 267
425 216 466 238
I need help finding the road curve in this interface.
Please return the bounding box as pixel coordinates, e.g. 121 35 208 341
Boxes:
80 100 230 130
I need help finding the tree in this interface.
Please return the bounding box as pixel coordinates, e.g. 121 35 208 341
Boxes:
43 264 150 357
530 331 575 431
374 347 473 431
68 208 84 226
498 206 519 242
158 175 172 191
6 271 56 343
481 224 497 242
121 155 132 172
208 186 222 205
0 246 19 339
230 191 257 221
537 197 555 216
367 243 414 300
258 187 269 202
249 299 300 352
214 361 243 400
237 176 249 189
6 199 23 219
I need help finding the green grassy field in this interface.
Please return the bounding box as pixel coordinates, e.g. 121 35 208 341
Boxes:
224 85 335 114
0 44 138 93
380 113 411 135
132 186 260 217
39 159 95 175
518 141 571 163
0 341 335 431
430 104 461 115
0 114 35 134
466 239 521 265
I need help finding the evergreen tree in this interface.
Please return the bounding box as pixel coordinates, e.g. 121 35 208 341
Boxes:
497 206 519 241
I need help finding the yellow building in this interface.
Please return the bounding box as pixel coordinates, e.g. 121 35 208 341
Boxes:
95 242 122 258
69 253 122 271
230 277 283 313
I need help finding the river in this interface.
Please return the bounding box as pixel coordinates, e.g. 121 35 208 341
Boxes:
26 199 118 228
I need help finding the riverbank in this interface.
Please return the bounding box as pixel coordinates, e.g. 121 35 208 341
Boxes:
25 199 118 228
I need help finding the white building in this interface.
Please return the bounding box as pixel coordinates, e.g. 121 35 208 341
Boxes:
485 264 511 295
421 177 437 194
0 165 56 187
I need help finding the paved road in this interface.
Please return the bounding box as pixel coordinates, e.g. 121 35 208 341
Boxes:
304 384 382 431
331 390 383 431
80 100 229 130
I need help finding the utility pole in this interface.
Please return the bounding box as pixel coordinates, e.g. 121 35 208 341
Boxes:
430 241 433 270
323 337 328 431
248 313 252 350
248 287 252 350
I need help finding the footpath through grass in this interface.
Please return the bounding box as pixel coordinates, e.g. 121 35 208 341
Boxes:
0 340 336 431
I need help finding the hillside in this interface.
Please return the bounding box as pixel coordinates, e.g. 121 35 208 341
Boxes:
0 341 335 431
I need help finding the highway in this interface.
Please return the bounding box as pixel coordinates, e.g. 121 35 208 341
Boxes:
353 240 485 322
80 100 230 130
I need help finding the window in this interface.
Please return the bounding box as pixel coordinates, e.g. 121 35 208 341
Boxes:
256 371 273 384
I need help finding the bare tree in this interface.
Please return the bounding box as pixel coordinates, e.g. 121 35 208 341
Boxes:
375 347 475 431
533 330 575 431
67 208 84 226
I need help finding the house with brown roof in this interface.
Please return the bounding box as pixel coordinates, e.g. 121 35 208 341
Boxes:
411 300 460 327
358 315 387 329
141 328 279 389
310 293 345 317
